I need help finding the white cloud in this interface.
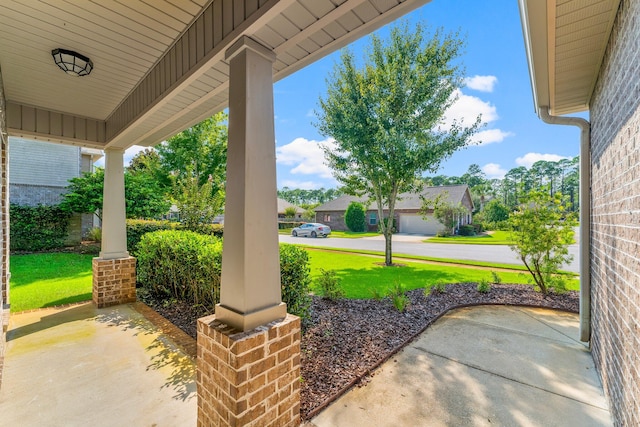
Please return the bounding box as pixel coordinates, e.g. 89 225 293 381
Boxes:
276 137 336 178
465 75 498 92
441 89 498 129
94 145 150 167
482 163 508 179
515 152 570 168
281 180 325 190
471 129 515 146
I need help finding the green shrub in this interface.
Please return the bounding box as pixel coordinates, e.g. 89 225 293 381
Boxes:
279 244 312 322
388 281 408 312
428 282 447 295
137 234 311 322
477 278 491 293
315 269 344 300
182 223 224 238
491 271 502 284
458 225 476 236
88 227 102 242
126 219 224 256
10 204 72 251
278 221 305 230
127 219 176 256
137 230 222 308
344 202 366 232
370 288 385 301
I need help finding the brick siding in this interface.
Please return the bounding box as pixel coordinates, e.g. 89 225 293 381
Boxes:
590 1 640 425
92 257 137 308
0 67 7 392
197 314 301 426
9 183 67 206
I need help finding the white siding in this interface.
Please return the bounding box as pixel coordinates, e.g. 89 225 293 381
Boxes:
9 137 80 187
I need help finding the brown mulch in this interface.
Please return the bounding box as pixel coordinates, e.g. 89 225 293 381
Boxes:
138 284 579 421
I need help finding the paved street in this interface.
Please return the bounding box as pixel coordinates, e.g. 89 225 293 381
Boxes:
279 234 580 273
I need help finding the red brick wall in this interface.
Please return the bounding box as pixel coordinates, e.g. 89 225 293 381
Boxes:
590 1 640 425
0 66 8 388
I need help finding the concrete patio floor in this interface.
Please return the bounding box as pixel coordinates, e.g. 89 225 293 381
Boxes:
0 303 612 426
0 302 197 427
310 306 612 427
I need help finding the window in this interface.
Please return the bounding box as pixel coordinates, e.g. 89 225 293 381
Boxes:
369 212 377 225
324 214 331 222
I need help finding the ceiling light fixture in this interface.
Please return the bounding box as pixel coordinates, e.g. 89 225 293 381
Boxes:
51 48 93 76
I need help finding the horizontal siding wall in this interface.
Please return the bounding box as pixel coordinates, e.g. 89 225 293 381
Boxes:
589 1 640 426
8 137 79 187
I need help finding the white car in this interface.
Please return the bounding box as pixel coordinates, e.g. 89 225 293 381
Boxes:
291 223 331 238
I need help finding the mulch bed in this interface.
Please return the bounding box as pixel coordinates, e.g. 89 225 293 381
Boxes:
139 284 579 421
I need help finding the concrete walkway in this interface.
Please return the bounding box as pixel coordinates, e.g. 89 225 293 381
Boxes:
0 303 611 426
310 306 612 427
0 302 196 427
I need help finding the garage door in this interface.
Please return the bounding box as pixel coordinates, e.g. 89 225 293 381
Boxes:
398 214 443 235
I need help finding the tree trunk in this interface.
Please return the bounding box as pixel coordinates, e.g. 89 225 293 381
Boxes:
384 228 393 266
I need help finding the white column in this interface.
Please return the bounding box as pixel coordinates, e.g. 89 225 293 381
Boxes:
100 148 129 259
216 36 286 332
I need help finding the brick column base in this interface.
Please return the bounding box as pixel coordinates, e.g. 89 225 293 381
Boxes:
197 313 301 426
92 257 137 308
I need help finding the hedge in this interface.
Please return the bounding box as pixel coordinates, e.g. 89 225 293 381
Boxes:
10 204 71 251
136 230 311 322
126 219 224 256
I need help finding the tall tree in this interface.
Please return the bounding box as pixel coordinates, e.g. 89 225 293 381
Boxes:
157 112 228 196
316 23 479 265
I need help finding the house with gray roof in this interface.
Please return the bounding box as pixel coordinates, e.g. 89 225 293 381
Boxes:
315 185 473 235
277 198 303 220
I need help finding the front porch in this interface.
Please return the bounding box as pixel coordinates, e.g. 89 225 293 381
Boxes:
0 302 611 426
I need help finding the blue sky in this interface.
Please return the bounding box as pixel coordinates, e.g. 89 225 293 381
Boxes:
122 0 583 189
271 0 583 189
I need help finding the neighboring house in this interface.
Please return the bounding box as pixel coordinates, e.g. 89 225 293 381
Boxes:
277 198 303 220
315 185 473 234
9 137 102 241
521 1 640 424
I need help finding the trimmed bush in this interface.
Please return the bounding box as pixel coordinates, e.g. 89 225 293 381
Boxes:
126 219 224 256
10 204 72 251
182 223 224 238
127 219 175 256
137 230 222 308
458 225 476 236
137 233 312 322
344 202 366 232
279 244 312 322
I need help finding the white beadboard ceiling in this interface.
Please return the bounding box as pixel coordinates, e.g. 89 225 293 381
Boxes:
520 0 621 116
0 0 431 149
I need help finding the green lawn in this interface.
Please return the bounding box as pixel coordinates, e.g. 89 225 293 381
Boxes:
9 253 93 312
425 230 513 245
326 230 380 238
307 250 579 298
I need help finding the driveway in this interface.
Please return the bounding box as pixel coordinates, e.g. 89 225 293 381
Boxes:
279 234 580 273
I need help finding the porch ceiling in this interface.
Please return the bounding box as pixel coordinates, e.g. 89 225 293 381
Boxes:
519 0 621 116
0 0 430 150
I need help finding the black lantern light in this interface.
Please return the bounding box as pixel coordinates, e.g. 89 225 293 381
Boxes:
51 48 93 76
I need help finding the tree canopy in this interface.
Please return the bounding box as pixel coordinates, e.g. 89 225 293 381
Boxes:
60 167 171 220
156 111 228 196
316 22 479 265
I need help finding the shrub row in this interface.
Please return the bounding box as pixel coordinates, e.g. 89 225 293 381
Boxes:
10 204 71 251
126 219 223 256
136 230 311 321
